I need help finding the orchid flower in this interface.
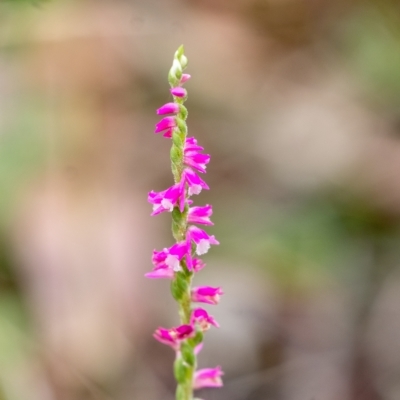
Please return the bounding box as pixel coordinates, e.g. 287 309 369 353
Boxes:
146 46 223 400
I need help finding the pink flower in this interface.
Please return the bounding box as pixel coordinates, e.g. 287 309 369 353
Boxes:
145 242 187 279
184 137 210 173
162 128 174 138
193 366 224 389
188 205 213 226
157 102 180 115
148 182 185 215
192 258 206 272
191 308 219 331
155 116 176 134
185 226 218 271
186 255 207 273
180 73 191 84
183 168 209 196
170 87 187 97
153 324 195 350
191 286 223 305
187 226 219 255
184 137 203 152
152 242 187 270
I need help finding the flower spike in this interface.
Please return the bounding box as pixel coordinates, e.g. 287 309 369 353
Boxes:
146 46 223 399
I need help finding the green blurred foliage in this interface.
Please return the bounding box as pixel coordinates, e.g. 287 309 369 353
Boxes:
2 0 51 5
0 100 47 229
340 4 400 108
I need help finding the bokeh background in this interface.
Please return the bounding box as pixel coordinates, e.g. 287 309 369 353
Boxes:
1 0 400 399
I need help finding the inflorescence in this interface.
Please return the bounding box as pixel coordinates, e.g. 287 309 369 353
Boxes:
146 46 223 400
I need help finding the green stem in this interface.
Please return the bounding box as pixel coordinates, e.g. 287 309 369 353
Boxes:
168 46 196 400
178 275 192 324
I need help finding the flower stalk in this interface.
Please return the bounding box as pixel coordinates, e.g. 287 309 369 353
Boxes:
146 46 223 400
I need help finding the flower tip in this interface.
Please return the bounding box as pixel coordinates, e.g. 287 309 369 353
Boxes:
175 44 185 58
180 73 191 83
157 103 180 115
212 237 220 245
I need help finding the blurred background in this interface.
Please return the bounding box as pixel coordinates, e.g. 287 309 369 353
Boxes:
1 0 400 399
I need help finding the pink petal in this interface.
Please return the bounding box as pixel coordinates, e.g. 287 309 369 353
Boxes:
155 116 176 133
145 269 174 279
157 102 180 115
188 205 213 226
193 366 224 389
170 87 187 97
191 286 223 305
180 73 191 83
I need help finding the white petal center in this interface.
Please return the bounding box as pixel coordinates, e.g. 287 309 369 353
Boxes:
189 185 202 196
196 239 210 255
166 255 182 271
161 199 174 211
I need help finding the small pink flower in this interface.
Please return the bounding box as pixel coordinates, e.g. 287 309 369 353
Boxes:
187 226 219 255
184 137 203 152
185 153 210 174
191 286 223 305
148 182 185 215
180 73 191 83
191 308 219 331
157 102 180 115
153 328 176 347
188 205 213 226
192 258 206 272
170 87 187 97
153 324 195 350
152 242 187 270
184 137 210 173
193 366 224 389
186 254 207 273
183 168 209 196
155 116 176 133
162 128 174 138
145 242 187 279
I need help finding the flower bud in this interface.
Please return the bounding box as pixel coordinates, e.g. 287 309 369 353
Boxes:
180 73 191 84
170 87 187 98
179 54 188 69
157 102 180 115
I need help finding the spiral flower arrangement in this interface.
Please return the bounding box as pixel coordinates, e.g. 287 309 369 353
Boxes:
146 46 223 400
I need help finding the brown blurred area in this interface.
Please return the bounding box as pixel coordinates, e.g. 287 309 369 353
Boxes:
1 0 400 399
